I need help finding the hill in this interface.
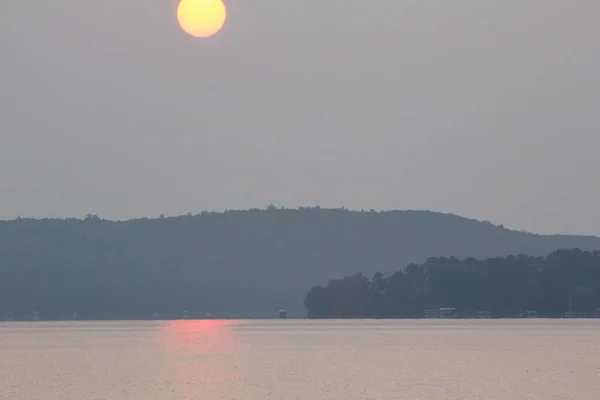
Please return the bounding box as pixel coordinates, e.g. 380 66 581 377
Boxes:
1 207 599 319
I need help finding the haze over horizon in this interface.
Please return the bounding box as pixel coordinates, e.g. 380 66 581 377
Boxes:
2 0 599 236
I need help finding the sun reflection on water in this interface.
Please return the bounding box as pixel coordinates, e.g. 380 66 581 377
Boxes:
157 320 247 399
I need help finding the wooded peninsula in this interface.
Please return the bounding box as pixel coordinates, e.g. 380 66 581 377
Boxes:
305 249 600 319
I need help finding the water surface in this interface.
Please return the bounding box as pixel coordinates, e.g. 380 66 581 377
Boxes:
1 319 599 399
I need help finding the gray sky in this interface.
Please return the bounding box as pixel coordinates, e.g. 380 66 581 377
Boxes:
1 0 599 235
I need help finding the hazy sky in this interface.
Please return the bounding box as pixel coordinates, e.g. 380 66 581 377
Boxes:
1 0 599 235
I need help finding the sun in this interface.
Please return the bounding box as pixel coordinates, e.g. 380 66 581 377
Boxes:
177 0 227 38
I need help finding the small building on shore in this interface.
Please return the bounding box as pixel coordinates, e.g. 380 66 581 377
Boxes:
519 310 540 318
439 308 457 319
423 308 457 319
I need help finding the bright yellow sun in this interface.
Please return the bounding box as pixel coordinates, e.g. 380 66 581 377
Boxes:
177 0 227 38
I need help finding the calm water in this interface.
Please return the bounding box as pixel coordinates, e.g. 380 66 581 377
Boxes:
1 319 600 399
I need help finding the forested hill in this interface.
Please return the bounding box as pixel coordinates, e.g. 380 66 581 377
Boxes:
1 208 600 319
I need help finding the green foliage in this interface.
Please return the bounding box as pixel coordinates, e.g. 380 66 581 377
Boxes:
305 249 600 318
0 208 599 319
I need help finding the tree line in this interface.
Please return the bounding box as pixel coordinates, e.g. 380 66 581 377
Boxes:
304 249 600 318
1 209 600 320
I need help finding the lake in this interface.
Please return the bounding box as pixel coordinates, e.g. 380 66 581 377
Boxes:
1 319 599 399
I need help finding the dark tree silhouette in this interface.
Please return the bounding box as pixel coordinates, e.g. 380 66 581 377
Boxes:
305 249 600 319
